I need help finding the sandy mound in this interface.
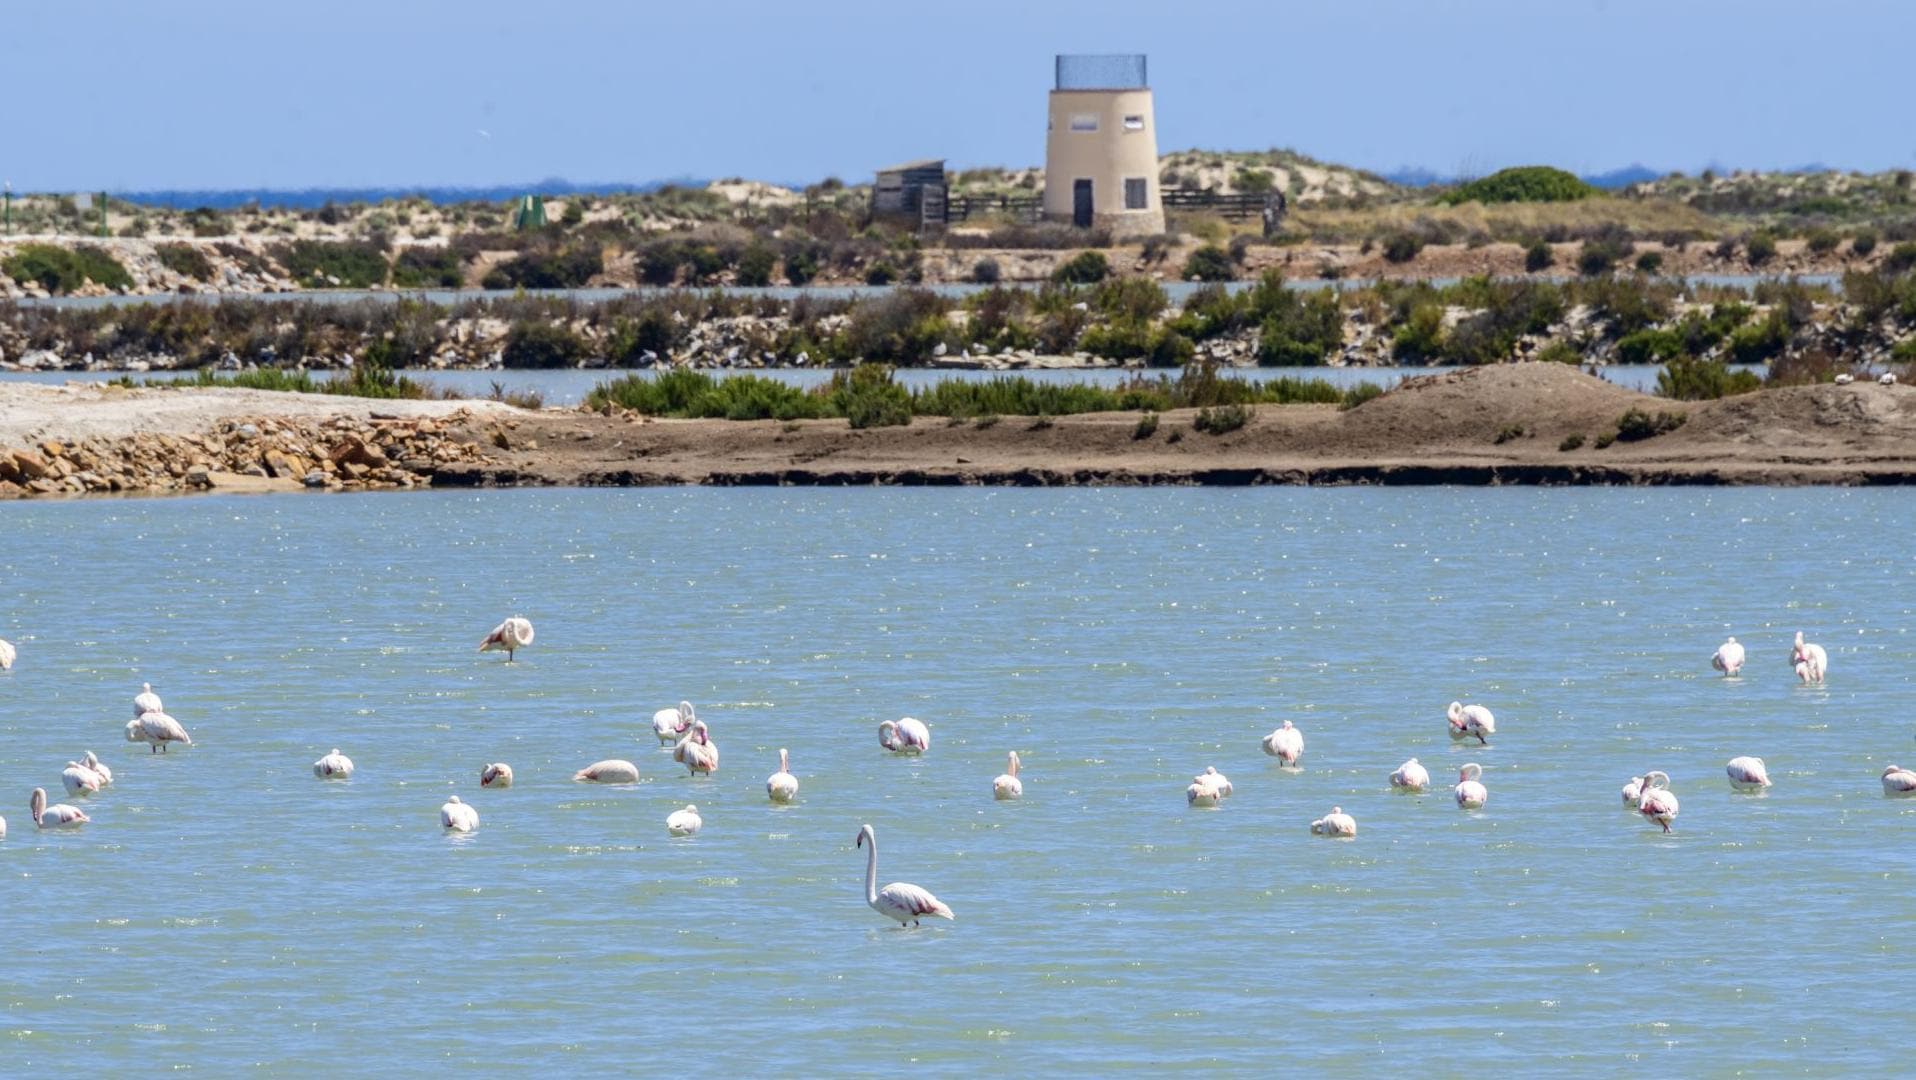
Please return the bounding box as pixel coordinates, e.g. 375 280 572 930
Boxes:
0 381 512 446
1677 382 1916 452
1334 363 1653 452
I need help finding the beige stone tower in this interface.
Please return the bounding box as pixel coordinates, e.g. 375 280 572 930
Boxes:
1044 54 1164 238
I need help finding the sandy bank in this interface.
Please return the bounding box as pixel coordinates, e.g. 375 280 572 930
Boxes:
5 366 1916 497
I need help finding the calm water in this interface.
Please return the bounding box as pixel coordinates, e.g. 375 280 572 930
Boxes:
2 488 1912 1074
1 362 1707 402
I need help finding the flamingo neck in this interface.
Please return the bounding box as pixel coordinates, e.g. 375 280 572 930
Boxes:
863 830 879 906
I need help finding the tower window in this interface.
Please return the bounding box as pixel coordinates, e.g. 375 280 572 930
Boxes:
1123 115 1145 132
1124 178 1148 210
1069 113 1099 133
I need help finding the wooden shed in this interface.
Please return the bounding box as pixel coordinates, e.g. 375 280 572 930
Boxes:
872 159 947 223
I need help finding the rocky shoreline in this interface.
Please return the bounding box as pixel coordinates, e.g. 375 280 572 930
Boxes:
5 366 1915 499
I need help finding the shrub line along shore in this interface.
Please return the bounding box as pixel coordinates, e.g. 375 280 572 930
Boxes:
4 365 1914 499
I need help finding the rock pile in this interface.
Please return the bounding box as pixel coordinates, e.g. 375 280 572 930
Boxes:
0 413 493 498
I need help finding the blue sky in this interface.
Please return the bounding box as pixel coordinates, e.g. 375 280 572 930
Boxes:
5 0 1910 191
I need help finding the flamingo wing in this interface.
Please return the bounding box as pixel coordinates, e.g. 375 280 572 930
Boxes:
880 882 953 921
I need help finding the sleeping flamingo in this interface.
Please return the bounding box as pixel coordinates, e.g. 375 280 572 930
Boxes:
439 795 478 832
128 710 191 753
30 787 88 830
855 823 953 927
478 617 534 661
1881 765 1916 797
1637 771 1678 832
1390 757 1431 792
1186 777 1222 808
1310 806 1357 837
666 804 703 836
1447 702 1496 745
80 752 112 787
1262 721 1304 766
1454 763 1488 809
60 761 103 798
1725 756 1772 792
652 701 694 746
480 762 514 788
992 752 1023 801
1790 631 1827 684
766 748 798 803
313 749 355 779
1196 767 1233 799
573 759 641 784
879 718 930 755
1711 637 1746 676
672 721 719 777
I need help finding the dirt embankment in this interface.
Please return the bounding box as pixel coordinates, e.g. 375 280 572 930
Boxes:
6 366 1916 498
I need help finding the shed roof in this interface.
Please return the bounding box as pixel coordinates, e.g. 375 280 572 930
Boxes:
875 159 946 175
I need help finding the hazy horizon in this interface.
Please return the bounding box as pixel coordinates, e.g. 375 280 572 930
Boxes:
5 0 1911 192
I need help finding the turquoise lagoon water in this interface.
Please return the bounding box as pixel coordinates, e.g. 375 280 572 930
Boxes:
1 488 1912 1074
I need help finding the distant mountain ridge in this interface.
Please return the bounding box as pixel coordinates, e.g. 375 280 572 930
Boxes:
1382 164 1664 190
105 177 706 210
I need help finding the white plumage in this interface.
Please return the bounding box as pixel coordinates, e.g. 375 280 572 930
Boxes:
1262 721 1304 766
61 761 102 798
480 762 514 788
667 804 703 836
1790 631 1827 684
1711 636 1746 676
766 748 798 803
1454 762 1488 809
1311 806 1357 837
855 823 952 927
1638 771 1679 832
440 794 478 832
133 682 163 719
993 751 1023 800
879 717 930 755
31 787 88 830
0 637 14 671
81 751 111 787
1881 765 1916 797
1389 757 1431 792
1622 775 1646 808
478 616 535 661
573 759 640 784
1195 766 1232 799
1447 701 1496 744
653 700 694 746
128 710 191 753
314 748 355 779
1725 756 1771 791
672 721 719 777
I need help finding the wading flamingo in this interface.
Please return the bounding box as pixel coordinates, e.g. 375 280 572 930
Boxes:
313 749 355 779
1711 637 1746 676
1725 756 1771 792
667 804 702 836
1790 632 1827 684
573 759 640 784
1196 767 1233 799
855 823 953 927
440 794 478 832
1311 806 1357 837
652 701 694 746
879 718 930 755
1622 775 1646 808
1638 771 1679 832
30 787 87 830
1454 763 1488 809
993 752 1023 801
672 721 719 777
133 682 163 718
80 752 111 787
128 710 191 753
1262 721 1304 766
1882 765 1916 797
478 617 535 661
1447 702 1496 745
1390 757 1431 792
766 748 798 803
60 761 102 798
0 637 13 671
480 762 514 788
1187 778 1222 807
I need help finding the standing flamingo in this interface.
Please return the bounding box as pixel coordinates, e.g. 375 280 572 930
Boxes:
1711 637 1746 676
478 617 535 661
993 752 1023 801
1725 756 1771 792
666 804 703 836
480 762 514 788
133 682 163 719
127 710 191 753
766 749 798 803
1310 806 1357 837
1790 631 1827 684
439 795 478 832
30 787 87 830
573 759 641 783
1447 702 1496 745
1622 775 1646 808
854 824 953 927
879 718 930 755
1881 765 1916 797
1638 771 1679 832
1390 757 1431 792
1454 763 1488 809
1262 721 1304 766
652 701 694 746
313 749 355 779
672 721 719 777
61 761 102 798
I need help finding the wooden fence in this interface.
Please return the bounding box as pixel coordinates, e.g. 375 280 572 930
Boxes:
906 187 1282 229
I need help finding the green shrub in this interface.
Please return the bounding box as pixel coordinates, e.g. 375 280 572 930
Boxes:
606 309 684 363
971 258 1001 284
734 245 777 287
864 261 898 285
1614 407 1687 441
1052 251 1110 284
1728 312 1790 363
1182 244 1235 282
1884 243 1916 274
1392 304 1446 362
1559 434 1585 451
1254 285 1343 365
833 364 913 428
1852 231 1879 257
637 240 684 285
391 246 464 288
560 199 585 227
1193 403 1252 435
1382 232 1424 264
1656 355 1764 400
1713 237 1739 260
156 243 214 281
1536 340 1583 364
1806 229 1841 254
1745 231 1778 265
783 242 822 285
1493 423 1526 444
1438 166 1597 206
1524 241 1555 272
1236 168 1275 194
1133 412 1159 439
2 244 134 293
501 321 588 368
1092 277 1170 321
1615 327 1684 365
1594 431 1616 449
1578 242 1623 276
1635 251 1664 274
838 289 948 361
276 240 388 288
487 246 602 289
